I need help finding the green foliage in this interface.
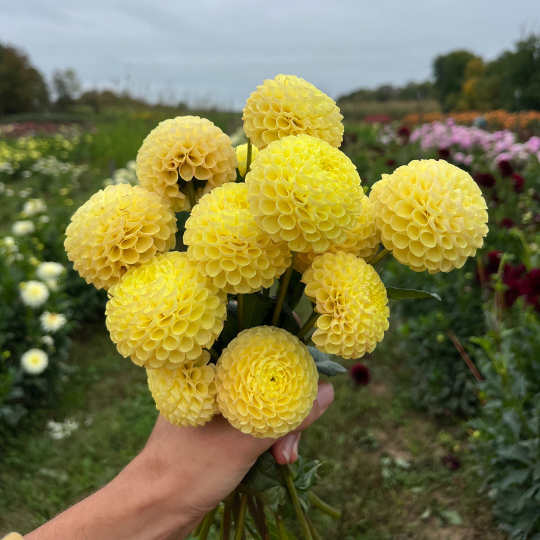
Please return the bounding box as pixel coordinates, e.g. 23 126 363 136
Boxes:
0 44 49 115
307 347 347 377
469 305 540 539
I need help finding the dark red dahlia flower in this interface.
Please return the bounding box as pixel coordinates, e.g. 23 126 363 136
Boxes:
511 173 525 193
438 148 451 160
474 172 496 189
500 218 515 229
497 159 513 178
349 363 370 386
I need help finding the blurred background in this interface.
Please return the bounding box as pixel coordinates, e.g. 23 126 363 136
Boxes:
1 1 540 539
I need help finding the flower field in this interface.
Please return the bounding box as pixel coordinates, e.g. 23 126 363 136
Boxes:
1 109 540 539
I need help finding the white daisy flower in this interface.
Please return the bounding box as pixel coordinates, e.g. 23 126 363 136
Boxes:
21 348 49 375
36 262 64 281
12 220 35 236
19 281 49 308
41 335 55 347
40 312 67 333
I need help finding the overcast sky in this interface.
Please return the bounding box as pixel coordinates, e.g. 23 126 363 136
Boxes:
1 0 539 108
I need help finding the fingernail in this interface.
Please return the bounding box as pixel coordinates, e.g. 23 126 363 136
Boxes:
291 433 301 462
317 383 334 410
281 433 296 463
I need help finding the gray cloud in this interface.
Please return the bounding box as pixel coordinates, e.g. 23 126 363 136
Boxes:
2 0 538 108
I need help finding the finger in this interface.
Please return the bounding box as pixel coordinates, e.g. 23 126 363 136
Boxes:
271 382 333 464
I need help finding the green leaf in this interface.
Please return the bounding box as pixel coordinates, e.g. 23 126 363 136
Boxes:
308 347 347 376
292 457 322 492
242 451 286 511
440 510 462 526
283 269 306 311
242 293 273 329
386 287 441 301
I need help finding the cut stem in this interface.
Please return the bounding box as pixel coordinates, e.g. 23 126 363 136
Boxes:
245 140 253 176
187 181 197 209
370 247 391 267
274 511 288 540
237 293 245 332
308 491 342 520
271 253 296 326
221 497 233 540
279 464 313 540
198 505 218 540
297 309 319 341
233 493 248 540
305 513 323 540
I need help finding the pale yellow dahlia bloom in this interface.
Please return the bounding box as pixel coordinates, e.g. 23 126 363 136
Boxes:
303 252 389 359
106 252 227 369
65 184 177 290
216 326 318 438
247 135 363 253
370 160 489 273
235 143 259 178
147 351 218 427
243 75 344 149
136 116 237 212
294 193 380 273
184 183 291 294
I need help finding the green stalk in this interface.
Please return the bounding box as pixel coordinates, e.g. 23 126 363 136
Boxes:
198 505 219 540
237 293 245 332
279 464 313 540
187 181 197 209
305 513 322 540
273 511 288 540
369 247 390 267
271 253 296 326
234 493 248 540
221 498 232 540
245 140 253 176
297 309 319 341
307 491 342 520
247 496 269 540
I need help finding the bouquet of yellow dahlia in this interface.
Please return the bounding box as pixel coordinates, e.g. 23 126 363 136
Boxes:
64 74 489 540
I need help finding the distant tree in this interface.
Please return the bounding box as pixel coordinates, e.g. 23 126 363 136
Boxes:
433 50 480 111
397 81 436 101
0 44 49 115
53 68 81 111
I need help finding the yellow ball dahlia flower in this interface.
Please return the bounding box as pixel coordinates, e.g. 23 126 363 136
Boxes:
235 143 259 178
147 351 218 427
243 75 344 149
246 134 363 253
136 116 237 212
106 252 227 369
303 252 389 359
216 326 318 438
294 193 380 273
65 184 176 290
184 183 291 294
370 160 489 273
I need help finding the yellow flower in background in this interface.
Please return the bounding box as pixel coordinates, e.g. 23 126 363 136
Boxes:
303 252 389 359
21 349 49 375
147 351 218 427
136 116 237 212
19 281 49 308
184 183 291 294
216 326 318 438
294 193 380 273
65 184 177 290
247 135 363 253
370 160 489 273
235 143 259 177
243 75 344 149
106 252 227 369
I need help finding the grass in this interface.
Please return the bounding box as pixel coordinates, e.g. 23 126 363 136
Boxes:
0 321 505 539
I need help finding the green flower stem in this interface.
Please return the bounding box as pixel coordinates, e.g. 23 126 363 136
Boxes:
369 247 391 266
247 496 269 540
273 511 288 540
297 309 319 341
209 348 220 362
307 491 342 520
245 140 253 176
305 513 322 540
271 253 296 326
237 293 245 332
234 493 248 540
198 505 218 539
187 181 197 209
221 497 233 540
193 517 205 537
279 464 313 540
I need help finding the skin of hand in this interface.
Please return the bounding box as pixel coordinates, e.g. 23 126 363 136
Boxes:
24 382 334 540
